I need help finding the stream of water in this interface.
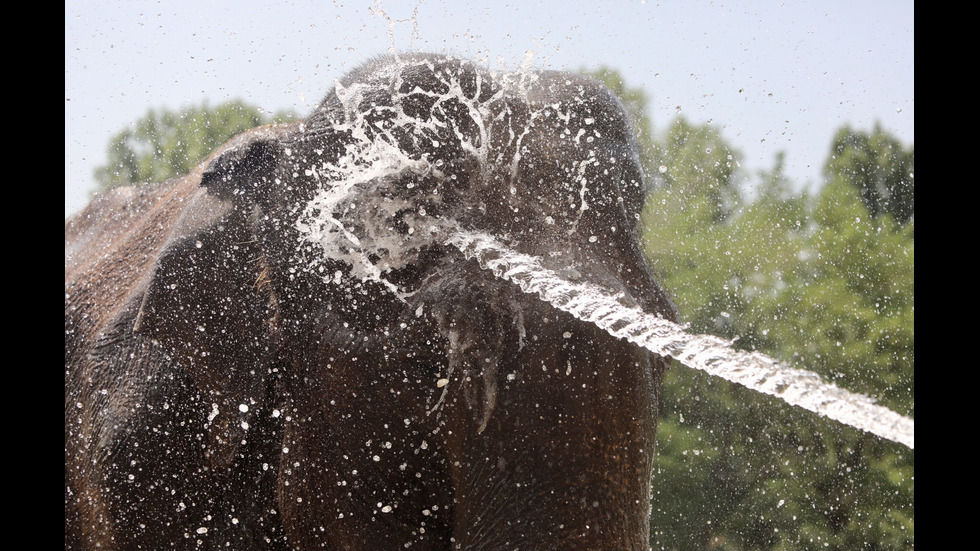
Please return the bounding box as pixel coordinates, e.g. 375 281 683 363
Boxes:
448 229 915 450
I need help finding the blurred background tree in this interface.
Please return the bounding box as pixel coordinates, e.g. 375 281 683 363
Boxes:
93 100 295 192
825 125 914 225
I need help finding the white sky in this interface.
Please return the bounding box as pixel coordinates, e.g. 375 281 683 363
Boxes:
65 0 914 217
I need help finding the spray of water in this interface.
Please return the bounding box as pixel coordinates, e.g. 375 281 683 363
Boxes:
448 229 915 450
293 54 913 450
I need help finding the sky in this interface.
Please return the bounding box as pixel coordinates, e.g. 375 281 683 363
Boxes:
65 0 914 217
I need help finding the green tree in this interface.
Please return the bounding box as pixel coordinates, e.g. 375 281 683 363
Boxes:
825 124 914 224
94 100 295 191
651 118 743 223
643 127 914 550
641 117 747 344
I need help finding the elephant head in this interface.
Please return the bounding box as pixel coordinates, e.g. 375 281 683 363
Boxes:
65 53 676 550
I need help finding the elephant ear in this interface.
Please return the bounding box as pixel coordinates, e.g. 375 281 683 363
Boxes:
133 127 289 466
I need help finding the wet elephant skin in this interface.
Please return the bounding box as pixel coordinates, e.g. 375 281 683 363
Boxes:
65 53 676 550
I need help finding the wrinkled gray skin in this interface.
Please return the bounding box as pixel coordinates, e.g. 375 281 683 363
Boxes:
65 54 676 550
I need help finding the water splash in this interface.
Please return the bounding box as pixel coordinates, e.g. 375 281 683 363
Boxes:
295 55 526 295
292 54 913 450
448 229 915 450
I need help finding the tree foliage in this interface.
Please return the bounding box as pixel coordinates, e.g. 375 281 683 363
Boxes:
94 100 295 191
825 125 914 224
645 124 912 550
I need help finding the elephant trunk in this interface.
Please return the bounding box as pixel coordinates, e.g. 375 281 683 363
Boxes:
419 257 661 551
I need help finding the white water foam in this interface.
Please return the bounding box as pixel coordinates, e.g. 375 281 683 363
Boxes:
448 229 915 449
295 56 524 297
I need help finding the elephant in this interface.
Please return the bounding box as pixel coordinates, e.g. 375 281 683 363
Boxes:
65 53 677 550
